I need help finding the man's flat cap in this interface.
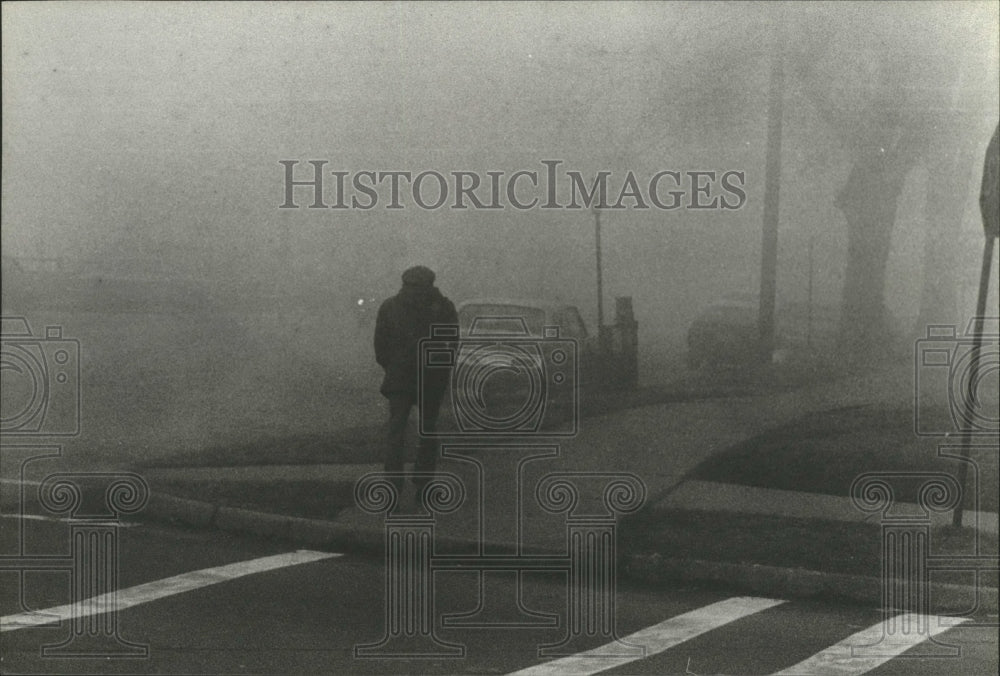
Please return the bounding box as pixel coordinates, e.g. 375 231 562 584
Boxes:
402 265 435 287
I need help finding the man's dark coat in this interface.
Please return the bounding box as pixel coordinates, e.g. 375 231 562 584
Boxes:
374 283 457 398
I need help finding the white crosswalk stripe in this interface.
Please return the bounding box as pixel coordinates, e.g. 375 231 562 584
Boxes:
1 550 340 632
773 612 970 675
1 513 140 527
507 596 786 676
507 599 978 676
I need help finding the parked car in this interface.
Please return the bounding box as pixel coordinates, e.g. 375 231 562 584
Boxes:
450 298 599 390
686 292 839 368
687 293 759 368
456 298 591 341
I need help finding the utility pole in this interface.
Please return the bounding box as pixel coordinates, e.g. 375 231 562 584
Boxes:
593 205 605 348
758 8 785 363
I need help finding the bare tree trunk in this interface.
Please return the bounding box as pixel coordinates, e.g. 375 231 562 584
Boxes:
835 120 923 357
837 177 900 354
917 124 977 329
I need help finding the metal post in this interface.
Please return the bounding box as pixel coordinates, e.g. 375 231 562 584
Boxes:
952 235 995 528
758 12 784 363
594 206 605 341
614 297 639 388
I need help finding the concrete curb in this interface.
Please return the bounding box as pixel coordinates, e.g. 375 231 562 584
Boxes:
143 491 554 558
145 492 217 528
215 506 291 541
141 490 998 613
624 553 998 613
145 491 383 553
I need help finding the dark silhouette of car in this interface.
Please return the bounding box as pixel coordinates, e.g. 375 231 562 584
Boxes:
687 292 839 368
456 298 590 341
454 298 597 389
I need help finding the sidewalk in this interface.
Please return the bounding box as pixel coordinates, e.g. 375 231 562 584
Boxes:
135 363 999 609
656 479 999 534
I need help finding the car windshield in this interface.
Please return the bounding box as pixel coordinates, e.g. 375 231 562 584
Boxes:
458 305 547 336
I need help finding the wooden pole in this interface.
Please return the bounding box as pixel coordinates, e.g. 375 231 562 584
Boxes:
758 13 784 362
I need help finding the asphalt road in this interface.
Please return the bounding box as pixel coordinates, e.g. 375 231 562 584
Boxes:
1 517 997 675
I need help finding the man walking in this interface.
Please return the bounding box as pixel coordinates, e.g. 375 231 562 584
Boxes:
373 265 458 500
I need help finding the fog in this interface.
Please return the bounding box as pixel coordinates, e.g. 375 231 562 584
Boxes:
2 2 998 464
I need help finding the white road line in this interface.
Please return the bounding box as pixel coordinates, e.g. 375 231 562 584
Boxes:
773 613 969 675
1 549 340 632
0 513 139 527
508 596 786 676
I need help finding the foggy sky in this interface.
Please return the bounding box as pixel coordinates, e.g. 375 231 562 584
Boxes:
3 1 999 338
